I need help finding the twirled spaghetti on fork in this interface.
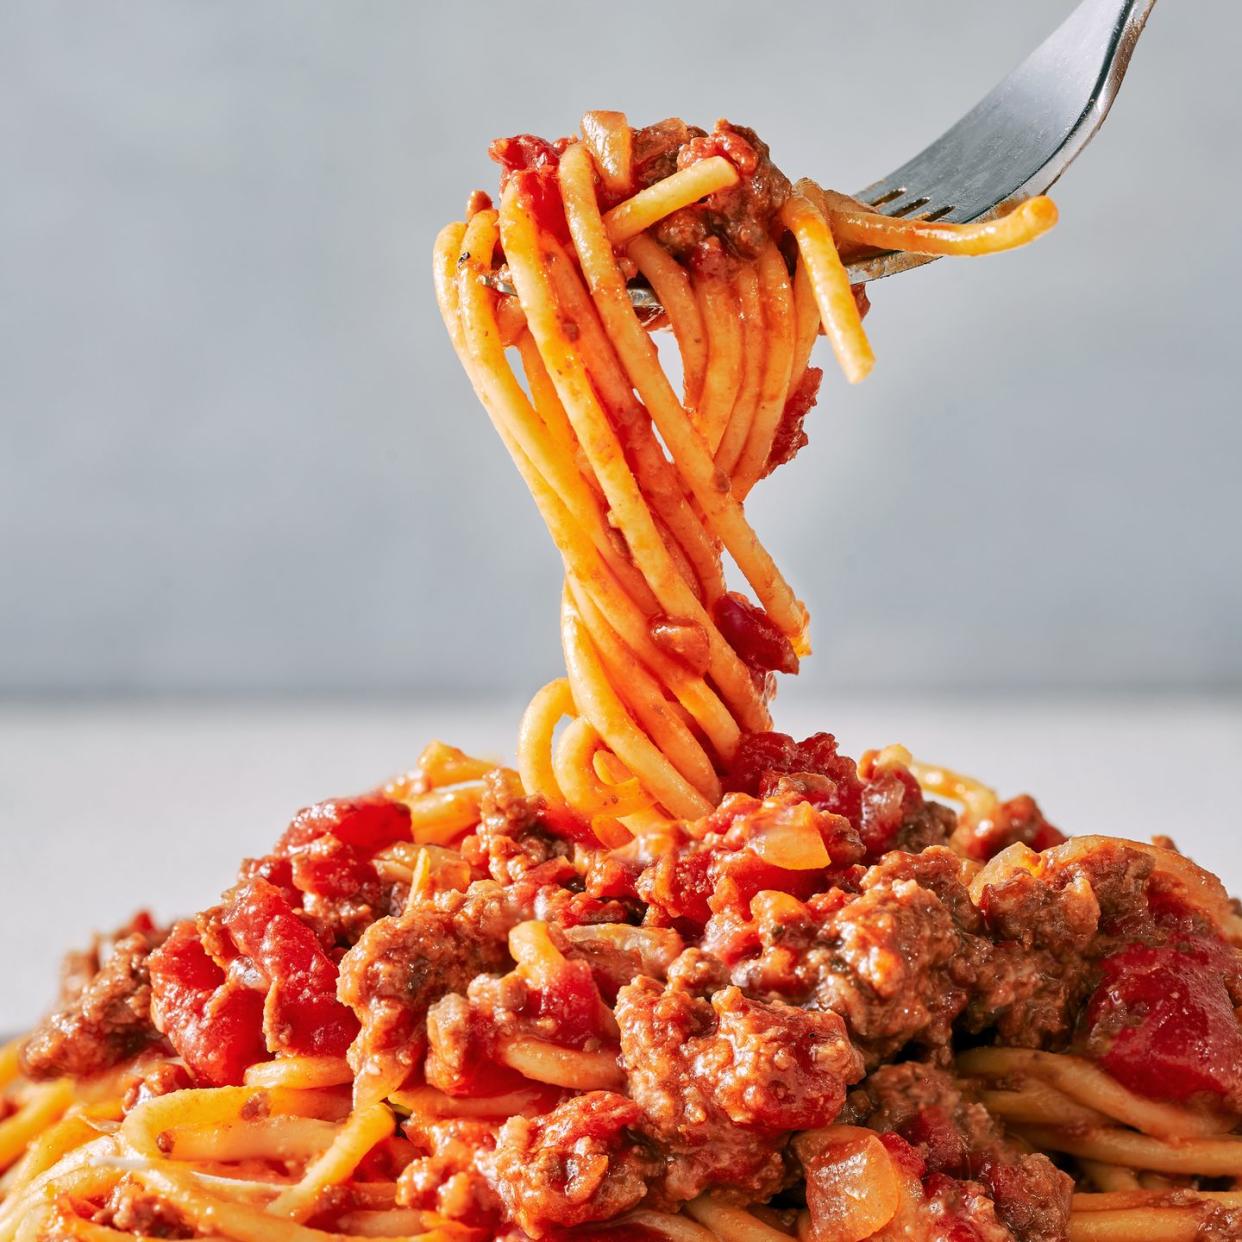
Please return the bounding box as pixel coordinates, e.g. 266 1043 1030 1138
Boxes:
3 114 1240 1242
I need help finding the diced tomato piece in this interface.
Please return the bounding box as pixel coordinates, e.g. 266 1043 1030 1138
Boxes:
529 959 607 1049
290 835 377 899
490 134 566 183
713 592 799 675
277 794 411 855
725 731 865 825
148 922 265 1086
489 135 572 244
222 880 359 1056
239 853 296 894
1087 937 1242 1103
963 793 1065 861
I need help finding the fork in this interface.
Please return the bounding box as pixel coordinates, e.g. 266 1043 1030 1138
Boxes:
485 0 1156 306
848 0 1157 284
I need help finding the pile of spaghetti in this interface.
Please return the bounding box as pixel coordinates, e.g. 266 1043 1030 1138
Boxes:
4 114 1242 1242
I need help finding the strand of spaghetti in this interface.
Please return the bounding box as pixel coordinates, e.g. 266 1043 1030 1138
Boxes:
502 178 768 728
879 746 1000 824
978 1083 1109 1129
1068 1206 1217 1242
447 214 656 609
626 233 707 407
1075 1191 1242 1211
518 678 574 804
714 266 766 475
734 243 796 496
180 1173 285 1207
602 155 740 245
557 143 810 655
497 1036 624 1091
566 551 740 759
514 468 739 760
160 1117 343 1163
402 787 488 844
440 220 653 623
390 1084 551 1120
685 1193 797 1241
820 188 1059 256
0 1082 73 1171
1014 1124 1242 1176
512 331 597 512
132 1162 459 1242
11 1165 131 1242
243 1056 354 1091
269 1103 393 1221
616 1211 718 1241
407 741 497 792
335 1210 437 1237
958 1048 1234 1139
0 1112 96 1202
780 187 873 384
552 716 651 822
1078 1161 1142 1192
562 593 712 818
0 1042 19 1091
694 271 744 453
121 1086 347 1159
581 111 633 195
540 239 726 604
445 219 739 763
788 262 822 396
35 1204 232 1242
569 580 722 802
0 1138 120 1242
502 188 706 618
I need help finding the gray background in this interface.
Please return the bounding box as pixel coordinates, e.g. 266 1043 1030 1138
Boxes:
2 0 1239 700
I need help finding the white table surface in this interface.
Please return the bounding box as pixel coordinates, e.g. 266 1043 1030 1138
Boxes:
2 694 1239 1030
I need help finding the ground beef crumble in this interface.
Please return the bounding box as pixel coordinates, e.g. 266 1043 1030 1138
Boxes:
480 1092 658 1233
631 118 791 272
22 914 166 1079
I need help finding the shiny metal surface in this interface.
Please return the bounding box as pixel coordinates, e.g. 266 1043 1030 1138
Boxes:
482 0 1156 303
849 0 1158 282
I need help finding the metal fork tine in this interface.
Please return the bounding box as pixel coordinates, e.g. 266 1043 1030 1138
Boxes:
848 0 1156 281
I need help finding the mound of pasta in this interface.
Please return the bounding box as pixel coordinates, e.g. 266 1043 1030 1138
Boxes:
4 115 1240 1242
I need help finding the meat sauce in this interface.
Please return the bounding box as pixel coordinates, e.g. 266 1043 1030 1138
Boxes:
22 726 1242 1239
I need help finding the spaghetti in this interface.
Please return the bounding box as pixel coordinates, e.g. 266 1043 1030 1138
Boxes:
3 114 1239 1242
